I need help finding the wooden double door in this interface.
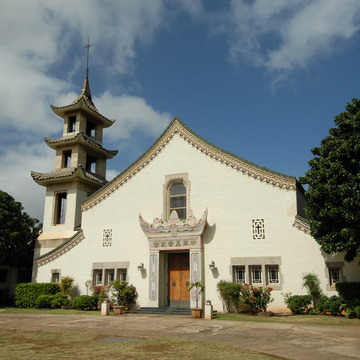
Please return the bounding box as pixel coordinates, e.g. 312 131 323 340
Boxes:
167 253 190 307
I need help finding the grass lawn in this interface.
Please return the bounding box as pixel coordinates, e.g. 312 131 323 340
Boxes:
0 307 102 316
0 329 276 360
214 312 360 326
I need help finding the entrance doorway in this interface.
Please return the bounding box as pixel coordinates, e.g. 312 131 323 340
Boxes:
167 252 190 307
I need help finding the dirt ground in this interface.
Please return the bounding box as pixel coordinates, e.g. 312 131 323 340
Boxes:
0 312 359 360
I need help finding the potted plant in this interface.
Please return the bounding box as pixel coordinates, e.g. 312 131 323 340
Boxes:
188 281 205 318
107 280 138 315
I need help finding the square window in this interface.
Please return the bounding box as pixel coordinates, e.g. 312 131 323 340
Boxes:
251 266 262 284
267 265 279 284
329 268 340 285
95 270 103 285
52 272 60 283
117 269 127 282
105 269 115 285
235 266 246 283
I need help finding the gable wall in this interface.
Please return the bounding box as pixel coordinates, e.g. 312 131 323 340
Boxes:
35 132 360 312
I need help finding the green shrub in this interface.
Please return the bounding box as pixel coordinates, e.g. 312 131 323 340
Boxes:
345 305 360 319
240 284 274 313
216 281 242 313
336 282 360 318
51 292 71 309
317 295 329 312
72 295 98 310
14 283 60 308
335 282 360 302
35 294 54 308
60 276 74 297
107 281 138 308
327 296 345 315
318 295 344 315
284 294 312 313
217 281 274 314
308 308 320 315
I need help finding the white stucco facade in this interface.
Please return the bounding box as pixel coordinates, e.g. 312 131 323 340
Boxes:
34 118 360 312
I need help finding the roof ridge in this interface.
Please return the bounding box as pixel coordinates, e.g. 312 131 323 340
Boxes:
81 117 297 213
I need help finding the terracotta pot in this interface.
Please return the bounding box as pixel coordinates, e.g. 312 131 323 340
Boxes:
113 305 124 315
191 308 203 318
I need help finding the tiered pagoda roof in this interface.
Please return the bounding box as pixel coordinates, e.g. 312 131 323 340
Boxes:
31 166 107 186
51 77 115 127
44 132 118 158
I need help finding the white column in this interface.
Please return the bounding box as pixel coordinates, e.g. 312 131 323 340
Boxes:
148 251 159 307
189 249 204 308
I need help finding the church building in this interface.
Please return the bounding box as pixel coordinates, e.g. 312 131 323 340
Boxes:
31 74 360 312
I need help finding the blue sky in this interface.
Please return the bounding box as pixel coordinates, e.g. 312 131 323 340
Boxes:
1 0 360 221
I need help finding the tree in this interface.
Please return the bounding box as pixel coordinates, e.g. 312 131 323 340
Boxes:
0 190 41 267
300 98 360 262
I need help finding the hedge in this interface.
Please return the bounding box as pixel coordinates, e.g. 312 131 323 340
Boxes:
35 294 54 308
284 295 312 313
336 282 360 318
14 283 60 308
335 282 360 303
72 295 98 310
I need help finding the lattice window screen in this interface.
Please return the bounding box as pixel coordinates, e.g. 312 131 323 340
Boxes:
103 229 112 247
252 219 265 240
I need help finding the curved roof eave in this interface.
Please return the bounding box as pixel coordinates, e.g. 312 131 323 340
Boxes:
44 133 118 158
51 99 115 128
31 166 107 187
81 117 297 213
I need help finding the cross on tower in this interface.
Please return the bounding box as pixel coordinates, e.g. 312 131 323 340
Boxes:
84 37 93 79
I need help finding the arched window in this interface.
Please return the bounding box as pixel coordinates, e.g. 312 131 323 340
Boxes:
169 183 186 220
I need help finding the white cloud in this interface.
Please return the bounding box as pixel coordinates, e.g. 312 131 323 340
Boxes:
0 142 53 220
223 0 360 73
95 92 171 142
106 169 120 183
0 0 167 134
172 0 204 17
0 51 70 135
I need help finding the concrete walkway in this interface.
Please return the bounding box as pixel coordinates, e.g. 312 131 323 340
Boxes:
0 313 359 360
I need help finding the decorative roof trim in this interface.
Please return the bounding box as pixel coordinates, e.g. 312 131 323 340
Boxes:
45 132 118 158
81 117 297 212
36 230 85 267
293 215 311 235
139 210 207 238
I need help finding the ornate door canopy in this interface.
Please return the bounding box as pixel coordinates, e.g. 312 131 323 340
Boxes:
139 210 207 250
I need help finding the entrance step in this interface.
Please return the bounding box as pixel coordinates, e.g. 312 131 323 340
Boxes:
131 307 191 315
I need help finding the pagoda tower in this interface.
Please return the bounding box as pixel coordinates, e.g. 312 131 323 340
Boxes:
31 75 118 256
